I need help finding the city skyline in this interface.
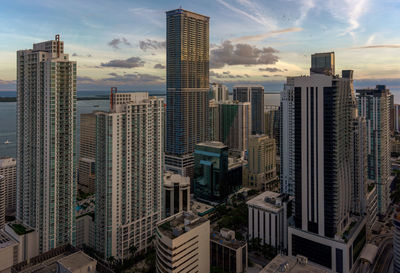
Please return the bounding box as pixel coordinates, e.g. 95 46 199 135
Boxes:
1 0 400 92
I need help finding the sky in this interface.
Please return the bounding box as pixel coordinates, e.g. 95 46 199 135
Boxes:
1 0 400 92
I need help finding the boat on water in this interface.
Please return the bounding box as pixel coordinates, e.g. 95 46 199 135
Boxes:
4 140 11 144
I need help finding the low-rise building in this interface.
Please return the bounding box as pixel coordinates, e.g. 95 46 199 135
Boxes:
5 221 39 262
247 191 293 252
155 211 210 273
210 229 247 273
76 196 95 249
11 245 97 273
0 230 19 272
260 254 328 273
163 172 190 218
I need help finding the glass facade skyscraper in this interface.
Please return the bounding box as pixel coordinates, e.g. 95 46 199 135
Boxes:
165 9 210 177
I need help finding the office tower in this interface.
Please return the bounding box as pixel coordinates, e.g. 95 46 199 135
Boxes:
17 36 76 252
280 81 295 196
0 157 16 217
393 104 400 133
165 9 210 177
243 135 278 191
357 85 392 215
233 85 264 134
209 100 219 141
156 211 210 273
78 113 96 194
210 229 248 273
163 172 190 218
285 53 367 272
352 117 368 215
0 175 5 229
210 83 228 102
212 101 251 153
393 212 400 273
247 191 293 251
194 142 228 203
95 92 164 259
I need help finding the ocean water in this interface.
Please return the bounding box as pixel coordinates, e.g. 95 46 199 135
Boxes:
0 92 281 158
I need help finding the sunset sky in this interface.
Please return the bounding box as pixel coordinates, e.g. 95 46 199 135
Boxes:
1 0 400 91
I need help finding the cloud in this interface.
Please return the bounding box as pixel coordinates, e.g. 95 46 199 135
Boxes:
0 79 16 91
295 0 315 26
77 73 163 87
231 27 303 42
216 0 276 28
263 75 270 77
349 44 400 49
154 63 165 69
210 40 279 68
139 39 166 51
210 71 249 79
259 67 284 72
100 57 145 68
72 53 92 57
72 53 78 57
327 0 369 35
108 37 132 50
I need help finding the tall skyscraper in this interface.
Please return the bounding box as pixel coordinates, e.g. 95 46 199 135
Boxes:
211 101 251 153
0 175 5 229
285 53 367 272
78 113 96 194
17 36 76 252
0 157 17 217
280 80 295 196
357 85 392 215
165 9 210 177
233 85 264 135
95 92 164 259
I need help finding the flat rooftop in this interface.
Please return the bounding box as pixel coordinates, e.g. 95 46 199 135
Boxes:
247 191 291 213
57 251 96 272
196 141 227 149
158 212 208 239
260 255 327 273
210 230 246 250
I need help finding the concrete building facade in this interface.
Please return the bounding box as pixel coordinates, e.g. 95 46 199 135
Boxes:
78 113 96 194
16 36 76 252
95 92 164 259
163 172 190 218
0 157 16 217
155 212 210 273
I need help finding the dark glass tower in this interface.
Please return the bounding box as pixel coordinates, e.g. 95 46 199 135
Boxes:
165 9 210 177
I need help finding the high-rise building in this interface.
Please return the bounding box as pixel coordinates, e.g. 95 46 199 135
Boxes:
233 85 264 134
165 9 210 177
280 82 295 196
243 135 278 191
17 36 76 252
78 113 96 194
156 211 210 273
163 171 190 218
393 104 400 133
211 101 251 153
210 83 228 102
95 92 164 259
284 53 367 272
0 157 16 217
357 85 392 215
0 175 5 229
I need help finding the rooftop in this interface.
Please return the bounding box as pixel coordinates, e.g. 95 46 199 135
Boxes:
164 171 190 187
57 251 96 272
191 200 215 216
247 191 292 213
210 229 246 250
0 230 18 250
196 141 227 149
9 222 35 235
158 211 208 239
260 255 327 273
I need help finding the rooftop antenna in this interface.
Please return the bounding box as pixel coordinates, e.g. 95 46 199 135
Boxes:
55 34 60 57
110 87 118 110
